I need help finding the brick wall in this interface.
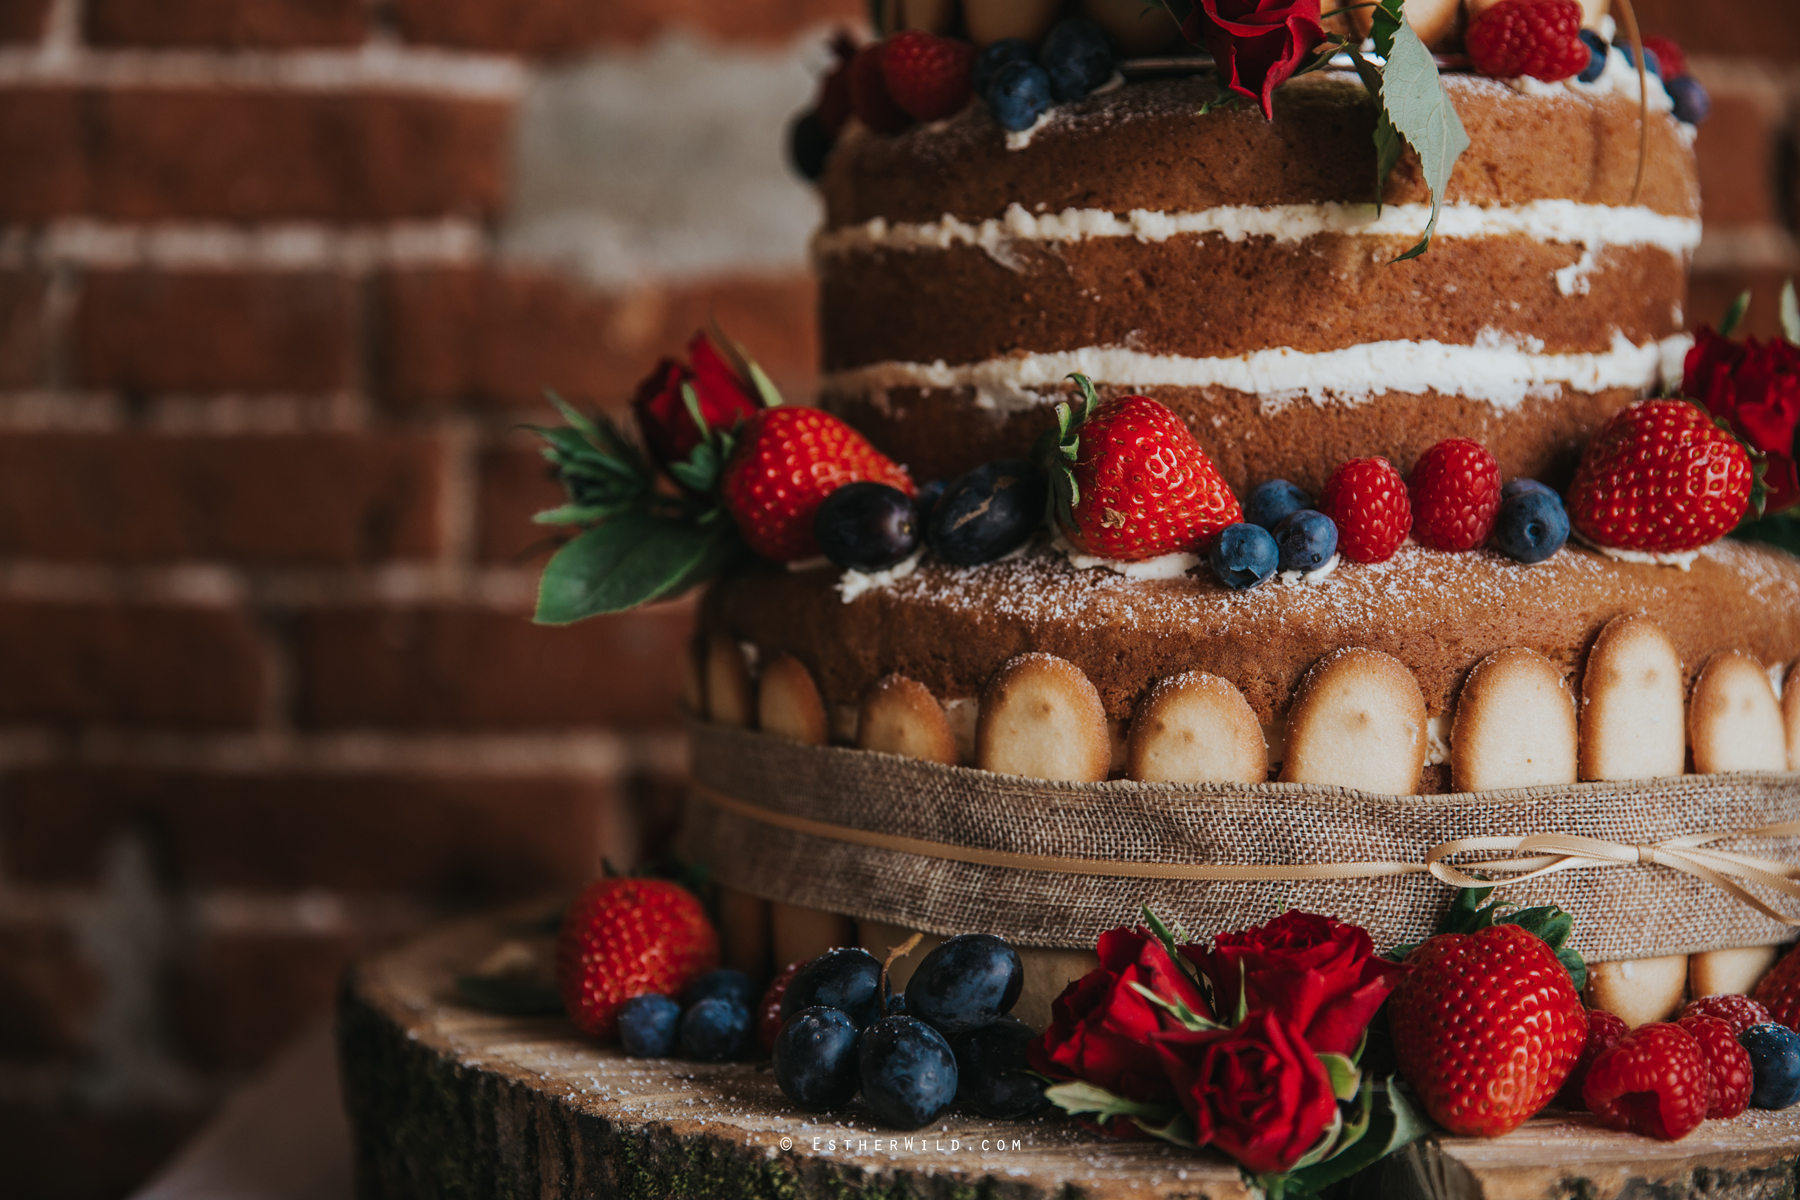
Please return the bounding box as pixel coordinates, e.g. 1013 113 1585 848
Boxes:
0 2 844 1195
0 1 1791 1196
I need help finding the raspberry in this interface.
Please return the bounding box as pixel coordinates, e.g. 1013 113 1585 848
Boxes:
1407 438 1502 551
848 43 912 134
880 31 975 123
1678 1014 1755 1118
1753 945 1800 1030
1583 1022 1712 1140
1318 457 1412 563
1467 0 1590 82
1640 35 1687 80
758 959 808 1052
1555 1007 1629 1110
1682 993 1773 1037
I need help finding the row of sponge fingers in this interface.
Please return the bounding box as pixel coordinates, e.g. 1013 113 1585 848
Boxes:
693 613 1799 794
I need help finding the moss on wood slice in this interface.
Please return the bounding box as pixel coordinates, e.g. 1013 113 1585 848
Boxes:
337 911 1800 1200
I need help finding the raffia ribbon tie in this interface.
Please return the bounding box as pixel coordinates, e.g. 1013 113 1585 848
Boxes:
692 780 1800 926
1423 821 1800 926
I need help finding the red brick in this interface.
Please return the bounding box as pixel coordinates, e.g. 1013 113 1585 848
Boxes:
0 601 269 728
0 86 510 222
295 603 691 729
77 270 358 393
0 432 447 563
0 921 103 1063
477 440 562 563
168 931 355 1069
0 268 50 388
0 0 50 42
1689 267 1800 342
87 0 367 47
0 1102 206 1200
391 0 862 53
1693 84 1786 229
377 267 818 412
1629 0 1800 61
2 767 627 894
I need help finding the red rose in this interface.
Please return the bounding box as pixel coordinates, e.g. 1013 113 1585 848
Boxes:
1154 1009 1339 1175
1028 927 1215 1111
1685 326 1800 514
1187 910 1402 1057
1183 0 1326 120
630 332 763 471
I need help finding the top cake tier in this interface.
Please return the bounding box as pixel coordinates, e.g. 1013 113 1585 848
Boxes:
815 70 1700 494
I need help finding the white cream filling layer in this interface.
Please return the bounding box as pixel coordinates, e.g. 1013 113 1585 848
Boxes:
1052 534 1200 580
813 200 1700 265
824 330 1694 414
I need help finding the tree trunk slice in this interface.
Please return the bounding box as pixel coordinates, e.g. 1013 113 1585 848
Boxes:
337 909 1800 1200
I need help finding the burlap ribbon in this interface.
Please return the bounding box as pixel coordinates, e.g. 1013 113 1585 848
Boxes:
680 722 1800 959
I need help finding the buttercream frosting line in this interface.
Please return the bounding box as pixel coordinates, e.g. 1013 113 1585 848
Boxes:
821 332 1695 414
812 200 1702 261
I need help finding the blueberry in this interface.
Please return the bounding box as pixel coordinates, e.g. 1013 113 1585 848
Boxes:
781 947 885 1029
1739 1023 1800 1109
1501 477 1555 501
815 482 920 571
617 994 681 1058
1244 479 1311 531
1491 488 1569 564
686 968 758 1011
953 1015 1049 1118
927 459 1047 566
1272 509 1337 573
1618 43 1662 78
913 478 949 525
787 109 831 181
677 997 753 1062
773 1006 862 1111
905 933 1024 1034
858 1015 959 1128
1577 30 1607 83
974 38 1035 100
987 61 1053 133
1208 522 1279 590
1667 75 1710 125
1039 18 1113 102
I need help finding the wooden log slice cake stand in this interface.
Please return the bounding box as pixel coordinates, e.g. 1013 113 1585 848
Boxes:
337 908 1800 1200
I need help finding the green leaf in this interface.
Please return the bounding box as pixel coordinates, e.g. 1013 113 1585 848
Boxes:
1141 905 1183 961
1781 279 1799 345
1376 12 1470 261
1734 512 1800 554
1318 1052 1362 1101
453 975 564 1016
533 514 720 624
1132 1109 1201 1148
1284 1077 1428 1195
532 504 610 527
1497 904 1573 951
1043 1080 1180 1126
1127 981 1222 1033
1719 289 1752 338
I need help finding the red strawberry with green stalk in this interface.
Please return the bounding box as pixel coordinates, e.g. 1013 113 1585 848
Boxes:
1034 374 1241 561
1567 399 1759 554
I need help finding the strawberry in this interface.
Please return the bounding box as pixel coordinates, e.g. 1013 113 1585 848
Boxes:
1318 457 1412 563
1554 1007 1629 1110
1677 1013 1754 1118
1682 992 1772 1036
880 31 975 123
1567 400 1754 554
848 43 912 134
1407 438 1501 551
1037 377 1241 560
1390 923 1586 1136
721 407 913 562
555 877 720 1040
758 959 808 1052
1466 0 1590 82
1582 1022 1711 1140
1753 945 1800 1030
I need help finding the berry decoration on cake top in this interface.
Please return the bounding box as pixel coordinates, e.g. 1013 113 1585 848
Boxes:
1034 373 1242 561
1464 0 1589 82
1567 399 1756 556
